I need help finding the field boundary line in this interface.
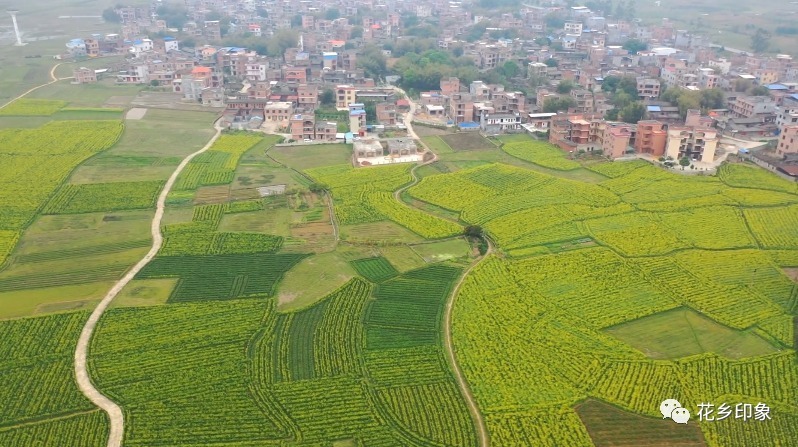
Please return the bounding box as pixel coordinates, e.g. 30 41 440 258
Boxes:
0 409 100 432
74 118 224 447
444 240 492 447
393 87 489 446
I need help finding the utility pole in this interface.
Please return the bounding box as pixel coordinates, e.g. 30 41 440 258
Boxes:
7 10 24 46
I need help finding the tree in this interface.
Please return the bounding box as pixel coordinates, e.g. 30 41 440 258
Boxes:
156 4 189 29
620 102 645 123
749 85 771 97
320 89 335 106
350 26 363 39
358 45 388 80
699 88 725 109
543 97 577 112
612 91 634 109
266 29 300 57
102 8 120 23
309 183 328 193
751 28 771 53
544 58 559 67
464 225 484 238
291 14 303 28
602 75 637 97
556 79 575 94
464 23 488 42
679 156 691 167
622 38 647 54
325 8 340 20
362 101 378 123
528 75 548 91
544 13 565 29
499 61 520 78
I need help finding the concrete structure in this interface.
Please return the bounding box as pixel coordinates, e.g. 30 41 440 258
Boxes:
336 85 357 108
480 112 522 133
386 138 417 155
730 96 776 119
777 125 798 156
354 138 383 158
7 10 23 46
73 67 97 84
349 103 367 136
665 125 718 163
636 78 660 99
526 112 557 132
602 123 633 158
635 120 667 156
263 101 292 122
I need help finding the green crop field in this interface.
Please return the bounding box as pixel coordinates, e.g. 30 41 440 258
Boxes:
4 41 798 447
417 155 798 445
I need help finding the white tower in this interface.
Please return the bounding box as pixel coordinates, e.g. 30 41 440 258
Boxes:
7 10 24 46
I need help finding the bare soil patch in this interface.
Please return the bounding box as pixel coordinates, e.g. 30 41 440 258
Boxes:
125 107 147 120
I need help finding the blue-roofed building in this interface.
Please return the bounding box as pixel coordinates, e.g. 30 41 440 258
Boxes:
646 105 662 113
458 121 480 131
767 84 788 91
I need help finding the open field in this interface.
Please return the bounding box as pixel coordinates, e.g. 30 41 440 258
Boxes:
438 153 798 444
3 43 798 447
90 266 479 446
270 143 353 170
440 132 497 151
605 307 779 359
277 250 358 312
576 400 706 447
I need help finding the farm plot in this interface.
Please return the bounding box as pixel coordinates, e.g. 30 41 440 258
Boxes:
0 312 105 445
137 252 306 302
585 160 649 178
718 163 798 194
93 269 478 445
305 164 413 225
43 181 163 214
440 132 496 151
430 158 798 446
502 140 581 170
350 257 399 283
0 120 123 261
173 132 268 191
0 98 67 116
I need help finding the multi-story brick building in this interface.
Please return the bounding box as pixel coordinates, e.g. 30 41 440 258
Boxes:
73 67 97 84
776 125 798 156
636 78 660 99
635 120 667 156
730 95 776 120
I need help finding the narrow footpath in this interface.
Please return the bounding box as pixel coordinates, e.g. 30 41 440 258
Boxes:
0 63 71 110
395 88 490 447
74 119 224 447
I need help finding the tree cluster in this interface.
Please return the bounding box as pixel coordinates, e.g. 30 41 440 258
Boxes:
393 49 478 93
661 87 725 118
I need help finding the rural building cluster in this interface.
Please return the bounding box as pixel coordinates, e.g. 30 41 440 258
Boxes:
61 0 798 172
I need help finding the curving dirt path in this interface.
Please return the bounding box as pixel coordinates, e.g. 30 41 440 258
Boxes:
0 63 73 110
391 88 489 446
74 119 224 447
444 240 492 447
